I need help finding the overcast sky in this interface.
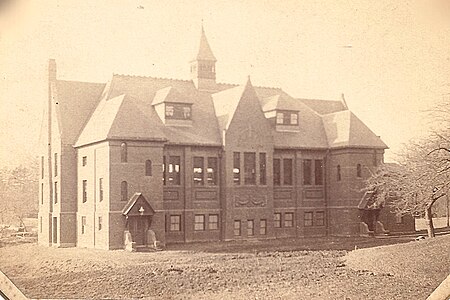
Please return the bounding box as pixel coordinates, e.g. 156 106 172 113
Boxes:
1 0 449 167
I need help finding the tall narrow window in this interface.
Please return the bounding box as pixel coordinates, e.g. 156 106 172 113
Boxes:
54 153 58 177
170 215 181 231
82 180 87 203
274 213 281 228
234 220 241 236
209 214 219 230
41 183 44 205
81 216 86 234
207 157 218 185
40 217 42 233
54 182 58 204
98 216 103 231
373 150 378 167
233 152 240 185
259 153 266 185
304 212 313 227
260 219 267 235
121 181 128 201
244 152 256 185
99 178 104 202
193 157 204 185
276 112 284 124
247 220 254 236
357 164 362 178
316 211 325 226
82 156 87 166
290 113 298 125
145 160 152 176
273 159 281 186
303 159 312 185
194 215 205 231
41 156 44 179
314 160 323 185
162 156 166 185
121 142 127 163
284 212 294 227
168 156 181 185
283 159 293 185
337 165 341 181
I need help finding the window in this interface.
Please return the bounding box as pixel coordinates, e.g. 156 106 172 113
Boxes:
273 159 281 186
98 216 102 231
303 160 312 185
290 113 298 125
168 156 181 185
39 217 42 233
121 181 128 201
247 220 254 236
233 152 240 185
99 178 103 202
316 211 325 226
373 150 378 167
54 182 58 204
208 214 219 230
234 220 241 236
337 165 341 181
162 156 166 185
207 157 218 185
193 157 204 185
274 213 281 228
276 112 284 124
304 212 313 227
121 142 127 163
81 216 86 234
194 215 205 231
244 152 256 185
357 164 362 178
170 215 181 231
283 159 293 185
82 180 87 203
41 156 44 179
145 160 152 176
315 160 323 185
259 153 266 185
82 156 87 166
260 219 267 235
284 212 294 227
276 111 298 125
54 153 58 177
41 183 44 205
165 103 192 120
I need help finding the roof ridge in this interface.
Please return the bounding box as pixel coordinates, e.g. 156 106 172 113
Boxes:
216 81 281 90
56 79 105 85
112 73 192 83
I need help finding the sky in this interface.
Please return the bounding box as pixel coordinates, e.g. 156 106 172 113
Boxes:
0 0 449 167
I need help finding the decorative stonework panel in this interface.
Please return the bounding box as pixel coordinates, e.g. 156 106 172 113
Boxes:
305 189 323 199
234 194 267 207
274 190 293 200
195 190 217 200
163 190 179 200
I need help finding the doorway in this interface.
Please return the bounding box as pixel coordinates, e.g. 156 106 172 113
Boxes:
129 217 149 245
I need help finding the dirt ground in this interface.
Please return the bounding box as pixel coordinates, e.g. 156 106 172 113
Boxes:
0 234 449 299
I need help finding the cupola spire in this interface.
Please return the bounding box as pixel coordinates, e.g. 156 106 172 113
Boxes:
190 25 217 91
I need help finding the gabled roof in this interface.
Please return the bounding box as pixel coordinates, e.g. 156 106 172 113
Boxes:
152 86 194 105
299 98 347 115
122 193 155 216
194 26 216 62
322 110 387 149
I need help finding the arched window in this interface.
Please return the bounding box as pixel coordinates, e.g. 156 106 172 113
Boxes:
120 142 127 163
121 181 128 201
145 160 152 176
337 165 341 181
356 164 362 178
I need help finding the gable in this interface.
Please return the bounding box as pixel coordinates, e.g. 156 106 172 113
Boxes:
122 193 155 216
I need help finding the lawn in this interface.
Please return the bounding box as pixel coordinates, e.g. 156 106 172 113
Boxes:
0 234 448 299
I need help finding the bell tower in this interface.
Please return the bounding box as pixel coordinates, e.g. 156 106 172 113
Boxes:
190 26 217 91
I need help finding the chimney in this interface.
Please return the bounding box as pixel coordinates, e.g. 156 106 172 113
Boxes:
48 59 57 82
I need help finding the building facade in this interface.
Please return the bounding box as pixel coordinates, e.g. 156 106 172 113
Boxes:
38 28 414 249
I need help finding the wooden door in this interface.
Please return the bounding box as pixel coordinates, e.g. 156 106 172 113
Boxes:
129 217 148 245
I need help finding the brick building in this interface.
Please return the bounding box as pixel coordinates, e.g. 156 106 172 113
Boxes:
38 27 414 249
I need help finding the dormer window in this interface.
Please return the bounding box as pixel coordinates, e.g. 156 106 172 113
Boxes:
276 110 298 125
165 103 192 120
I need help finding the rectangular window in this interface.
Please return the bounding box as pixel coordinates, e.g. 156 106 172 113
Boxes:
170 215 181 231
244 152 256 185
276 112 284 124
233 220 241 236
233 152 240 185
303 160 312 185
273 159 281 186
98 216 102 231
54 153 58 177
207 157 218 185
165 103 192 120
290 113 298 125
314 160 323 185
316 211 325 226
54 182 58 204
260 219 267 235
283 159 293 185
82 156 87 166
193 157 204 186
168 156 181 185
274 213 281 228
284 212 294 227
247 220 254 236
82 180 87 203
41 183 44 205
81 216 86 234
41 156 44 179
194 215 205 231
162 156 166 185
99 178 103 202
208 214 219 230
304 212 313 227
259 153 266 185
